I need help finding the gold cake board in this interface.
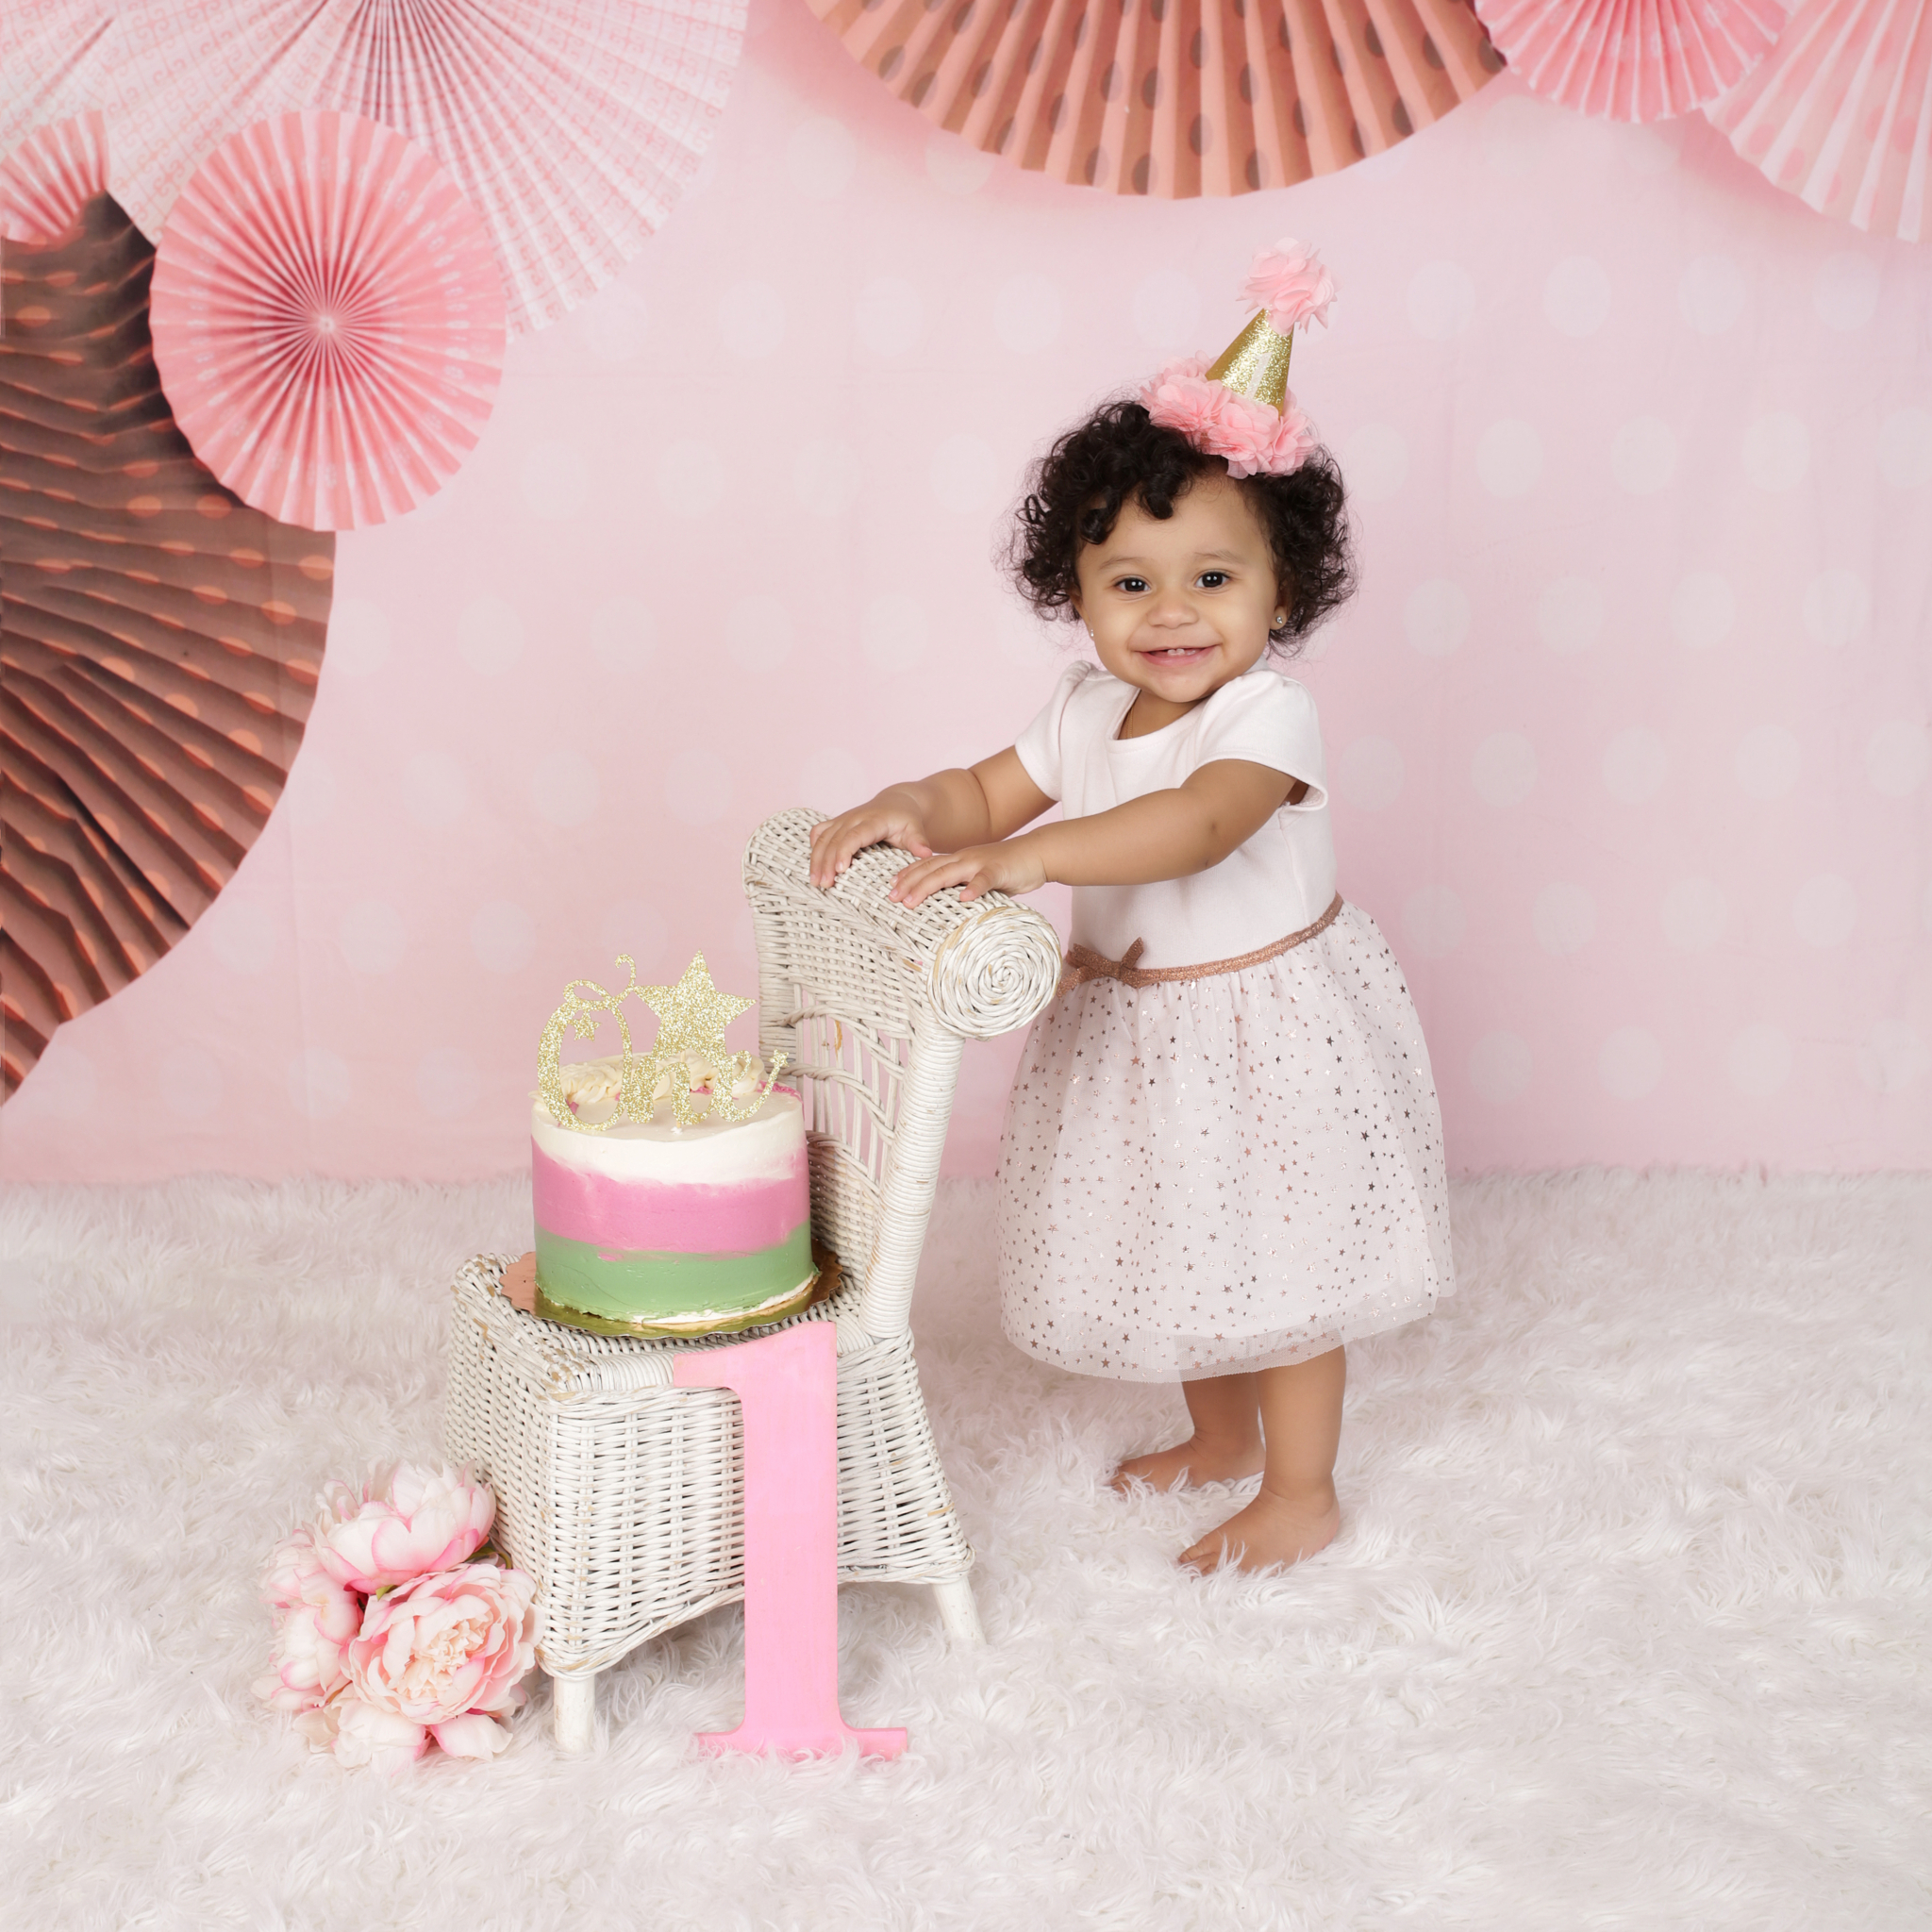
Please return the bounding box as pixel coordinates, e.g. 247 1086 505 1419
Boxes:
496 1243 839 1340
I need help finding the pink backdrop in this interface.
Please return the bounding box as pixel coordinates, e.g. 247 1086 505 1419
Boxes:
3 0 1927 1183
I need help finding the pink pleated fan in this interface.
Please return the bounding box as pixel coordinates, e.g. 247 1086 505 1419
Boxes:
1706 0 1932 241
0 109 108 242
149 112 507 532
803 0 1505 197
1473 0 1787 120
101 0 747 338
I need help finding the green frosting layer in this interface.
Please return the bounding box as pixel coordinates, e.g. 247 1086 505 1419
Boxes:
534 1224 813 1322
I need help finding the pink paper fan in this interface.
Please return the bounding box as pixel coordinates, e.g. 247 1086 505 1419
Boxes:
1474 0 1787 120
149 112 507 532
0 108 108 242
102 0 746 338
1706 0 1932 241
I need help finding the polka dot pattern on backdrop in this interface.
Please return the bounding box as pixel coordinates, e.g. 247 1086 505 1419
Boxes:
1866 721 1930 797
1877 408 1932 489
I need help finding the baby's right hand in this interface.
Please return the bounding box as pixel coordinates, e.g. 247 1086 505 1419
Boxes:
808 797 934 889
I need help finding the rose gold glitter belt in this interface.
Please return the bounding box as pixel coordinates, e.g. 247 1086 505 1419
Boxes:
1057 891 1344 995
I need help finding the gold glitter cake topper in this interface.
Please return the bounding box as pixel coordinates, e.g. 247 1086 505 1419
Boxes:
538 952 785 1134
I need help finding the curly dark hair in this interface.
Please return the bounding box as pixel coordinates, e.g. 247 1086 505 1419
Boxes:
1006 398 1355 653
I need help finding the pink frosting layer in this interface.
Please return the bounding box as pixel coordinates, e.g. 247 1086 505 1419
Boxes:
531 1141 808 1254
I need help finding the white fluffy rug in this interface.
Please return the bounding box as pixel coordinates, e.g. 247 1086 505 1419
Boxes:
3 1171 1927 1930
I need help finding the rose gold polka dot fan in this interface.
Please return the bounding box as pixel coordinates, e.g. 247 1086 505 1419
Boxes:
0 195 333 1100
805 0 1505 194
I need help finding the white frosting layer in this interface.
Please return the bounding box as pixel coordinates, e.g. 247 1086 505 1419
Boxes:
531 1085 805 1186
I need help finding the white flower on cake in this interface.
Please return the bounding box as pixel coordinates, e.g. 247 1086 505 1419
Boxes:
537 951 784 1134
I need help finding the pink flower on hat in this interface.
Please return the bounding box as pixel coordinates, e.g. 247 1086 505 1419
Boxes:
1142 358 1315 479
1241 238 1337 335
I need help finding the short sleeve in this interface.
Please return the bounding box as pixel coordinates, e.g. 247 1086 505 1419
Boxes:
1012 661 1093 802
1192 672 1328 810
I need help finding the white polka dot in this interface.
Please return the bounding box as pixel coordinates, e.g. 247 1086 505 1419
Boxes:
1670 571 1735 650
1404 579 1470 658
590 596 655 676
1475 418 1542 498
855 276 924 358
924 133 993 194
204 896 278 974
1479 95 1561 177
719 280 785 359
1611 417 1678 494
1857 1019 1929 1093
521 440 589 521
1468 1031 1533 1103
582 284 647 363
1402 885 1465 958
787 117 857 199
1801 569 1869 648
725 594 792 675
993 274 1063 355
1543 256 1610 337
599 901 668 977
403 749 468 828
1407 261 1475 341
1741 413 1809 491
1812 252 1881 331
1659 877 1726 952
1866 720 1930 797
1471 732 1536 807
530 749 598 827
280 750 336 829
1343 425 1407 505
416 1046 481 1119
1537 576 1603 654
158 1042 221 1120
792 439 860 517
288 1047 351 1121
1532 882 1596 955
664 747 734 826
1603 726 1667 803
471 900 536 974
1791 874 1857 947
929 433 1000 514
1132 271 1202 350
1728 1023 1791 1098
325 595 391 678
654 440 726 517
1599 1026 1662 1100
797 744 868 812
1678 255 1747 335
338 899 406 974
456 594 524 676
860 592 931 671
14 1042 96 1120
1877 407 1932 488
1334 736 1404 812
1733 724 1802 800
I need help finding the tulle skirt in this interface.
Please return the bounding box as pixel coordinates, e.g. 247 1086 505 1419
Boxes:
996 901 1454 1382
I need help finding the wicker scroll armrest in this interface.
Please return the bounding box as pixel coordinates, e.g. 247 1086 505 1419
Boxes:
741 807 1061 1041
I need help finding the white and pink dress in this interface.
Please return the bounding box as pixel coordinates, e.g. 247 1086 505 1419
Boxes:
997 659 1454 1382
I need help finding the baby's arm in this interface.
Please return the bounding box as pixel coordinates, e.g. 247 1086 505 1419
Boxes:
888 758 1294 908
807 749 1052 890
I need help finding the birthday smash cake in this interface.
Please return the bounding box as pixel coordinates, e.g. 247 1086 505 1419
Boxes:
526 954 816 1333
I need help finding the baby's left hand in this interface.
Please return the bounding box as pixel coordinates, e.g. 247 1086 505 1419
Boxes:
889 839 1045 909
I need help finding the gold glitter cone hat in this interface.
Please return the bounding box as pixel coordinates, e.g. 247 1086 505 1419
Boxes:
1140 239 1336 478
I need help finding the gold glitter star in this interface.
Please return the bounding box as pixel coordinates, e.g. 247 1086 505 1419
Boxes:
640 951 751 1059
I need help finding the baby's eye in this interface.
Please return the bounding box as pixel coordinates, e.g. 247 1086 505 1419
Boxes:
1114 575 1149 593
1198 571 1228 588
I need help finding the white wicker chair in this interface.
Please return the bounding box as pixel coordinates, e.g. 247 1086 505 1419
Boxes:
442 807 1060 1748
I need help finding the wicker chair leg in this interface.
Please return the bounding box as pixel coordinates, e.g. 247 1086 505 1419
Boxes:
551 1669 598 1753
930 1576 984 1645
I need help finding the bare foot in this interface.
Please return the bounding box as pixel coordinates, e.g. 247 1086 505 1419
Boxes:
1109 1435 1265 1495
1179 1484 1341 1574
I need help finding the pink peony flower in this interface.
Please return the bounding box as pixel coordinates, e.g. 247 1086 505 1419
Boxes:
331 1697 430 1775
1240 237 1337 335
261 1524 336 1610
345 1558 537 1730
316 1463 495 1594
253 1581 362 1714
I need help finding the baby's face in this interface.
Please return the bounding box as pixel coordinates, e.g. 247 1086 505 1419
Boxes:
1072 471 1281 714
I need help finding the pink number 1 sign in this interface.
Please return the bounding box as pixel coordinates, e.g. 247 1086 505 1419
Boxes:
675 1322 908 1759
